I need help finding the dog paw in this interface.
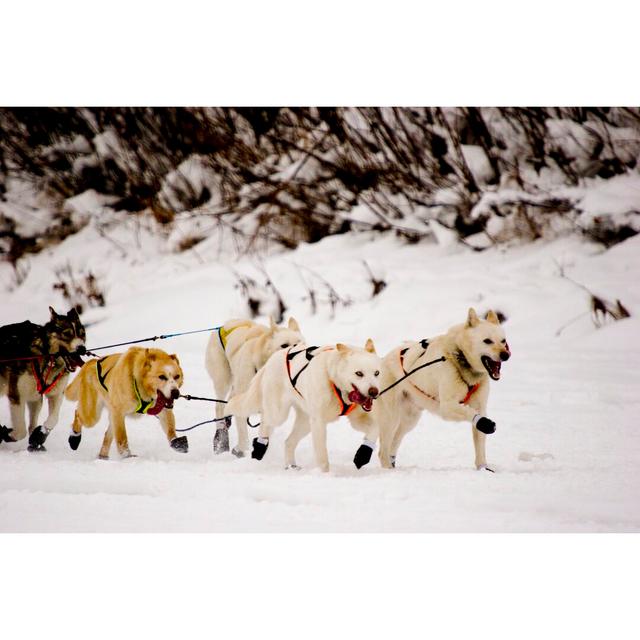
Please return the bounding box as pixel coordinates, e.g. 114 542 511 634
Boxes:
353 443 374 469
213 426 230 454
390 455 396 468
170 436 189 453
475 417 496 435
231 447 245 458
285 464 301 470
0 424 16 443
98 454 110 460
27 443 47 452
477 464 495 472
251 437 269 460
28 426 50 450
68 432 81 451
121 452 137 459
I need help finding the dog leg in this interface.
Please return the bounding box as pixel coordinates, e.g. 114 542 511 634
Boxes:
284 409 310 469
472 426 493 471
388 411 421 469
310 419 330 473
233 414 251 457
27 399 42 434
9 400 27 442
109 409 133 458
98 426 114 459
42 392 64 431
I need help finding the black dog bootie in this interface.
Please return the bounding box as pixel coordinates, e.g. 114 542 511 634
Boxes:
68 432 82 451
353 443 374 469
475 417 496 435
252 437 269 460
170 436 189 453
213 419 231 454
28 426 50 452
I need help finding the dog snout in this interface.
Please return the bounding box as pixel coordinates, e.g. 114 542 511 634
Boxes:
368 386 379 398
500 350 510 361
170 388 180 400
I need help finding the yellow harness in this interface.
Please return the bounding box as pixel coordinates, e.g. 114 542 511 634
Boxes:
218 325 242 350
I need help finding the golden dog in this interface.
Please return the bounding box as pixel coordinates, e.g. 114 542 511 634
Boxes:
65 347 186 459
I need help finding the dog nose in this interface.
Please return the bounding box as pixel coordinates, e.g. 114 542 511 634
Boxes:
500 351 510 361
171 388 180 400
76 345 87 356
368 387 379 398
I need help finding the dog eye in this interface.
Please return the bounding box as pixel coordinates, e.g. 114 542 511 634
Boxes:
483 339 493 345
355 371 364 377
173 375 180 381
374 370 380 376
501 339 506 344
280 343 289 349
159 374 168 381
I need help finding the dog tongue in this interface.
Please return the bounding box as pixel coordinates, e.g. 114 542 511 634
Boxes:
146 393 168 416
348 388 374 412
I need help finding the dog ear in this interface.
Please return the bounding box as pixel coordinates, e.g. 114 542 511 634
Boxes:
486 310 500 325
170 353 180 364
466 307 479 328
49 306 59 320
288 317 300 332
364 338 376 354
336 343 350 354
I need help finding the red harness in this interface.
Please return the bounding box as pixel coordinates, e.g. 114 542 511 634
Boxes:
31 358 65 395
399 347 479 405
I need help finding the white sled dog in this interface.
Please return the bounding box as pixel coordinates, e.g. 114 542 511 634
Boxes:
205 317 304 456
226 340 383 472
368 308 510 472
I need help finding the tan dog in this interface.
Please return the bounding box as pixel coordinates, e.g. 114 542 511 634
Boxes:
64 347 186 459
370 308 510 472
205 316 304 456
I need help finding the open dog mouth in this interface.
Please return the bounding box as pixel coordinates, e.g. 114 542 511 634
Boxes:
481 355 501 380
60 349 85 372
146 391 174 415
348 386 374 412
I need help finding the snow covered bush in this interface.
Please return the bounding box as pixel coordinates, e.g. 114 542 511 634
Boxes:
1 107 639 258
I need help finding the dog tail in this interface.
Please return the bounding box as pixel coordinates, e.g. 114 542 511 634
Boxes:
226 365 265 417
64 363 88 401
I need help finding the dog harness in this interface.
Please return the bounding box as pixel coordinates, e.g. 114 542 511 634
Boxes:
217 325 242 350
399 340 479 405
31 357 65 395
133 379 158 414
285 346 357 416
95 357 159 415
96 357 110 392
330 383 357 416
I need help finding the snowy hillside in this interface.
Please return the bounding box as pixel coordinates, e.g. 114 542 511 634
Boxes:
1 220 639 532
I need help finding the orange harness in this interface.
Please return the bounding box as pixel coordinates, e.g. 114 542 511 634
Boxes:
31 358 65 395
330 383 357 416
399 346 479 405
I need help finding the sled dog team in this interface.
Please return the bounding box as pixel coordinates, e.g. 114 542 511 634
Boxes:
0 307 510 472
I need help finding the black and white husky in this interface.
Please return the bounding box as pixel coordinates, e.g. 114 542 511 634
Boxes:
0 307 86 451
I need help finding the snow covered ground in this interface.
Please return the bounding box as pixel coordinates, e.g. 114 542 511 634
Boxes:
1 221 639 532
